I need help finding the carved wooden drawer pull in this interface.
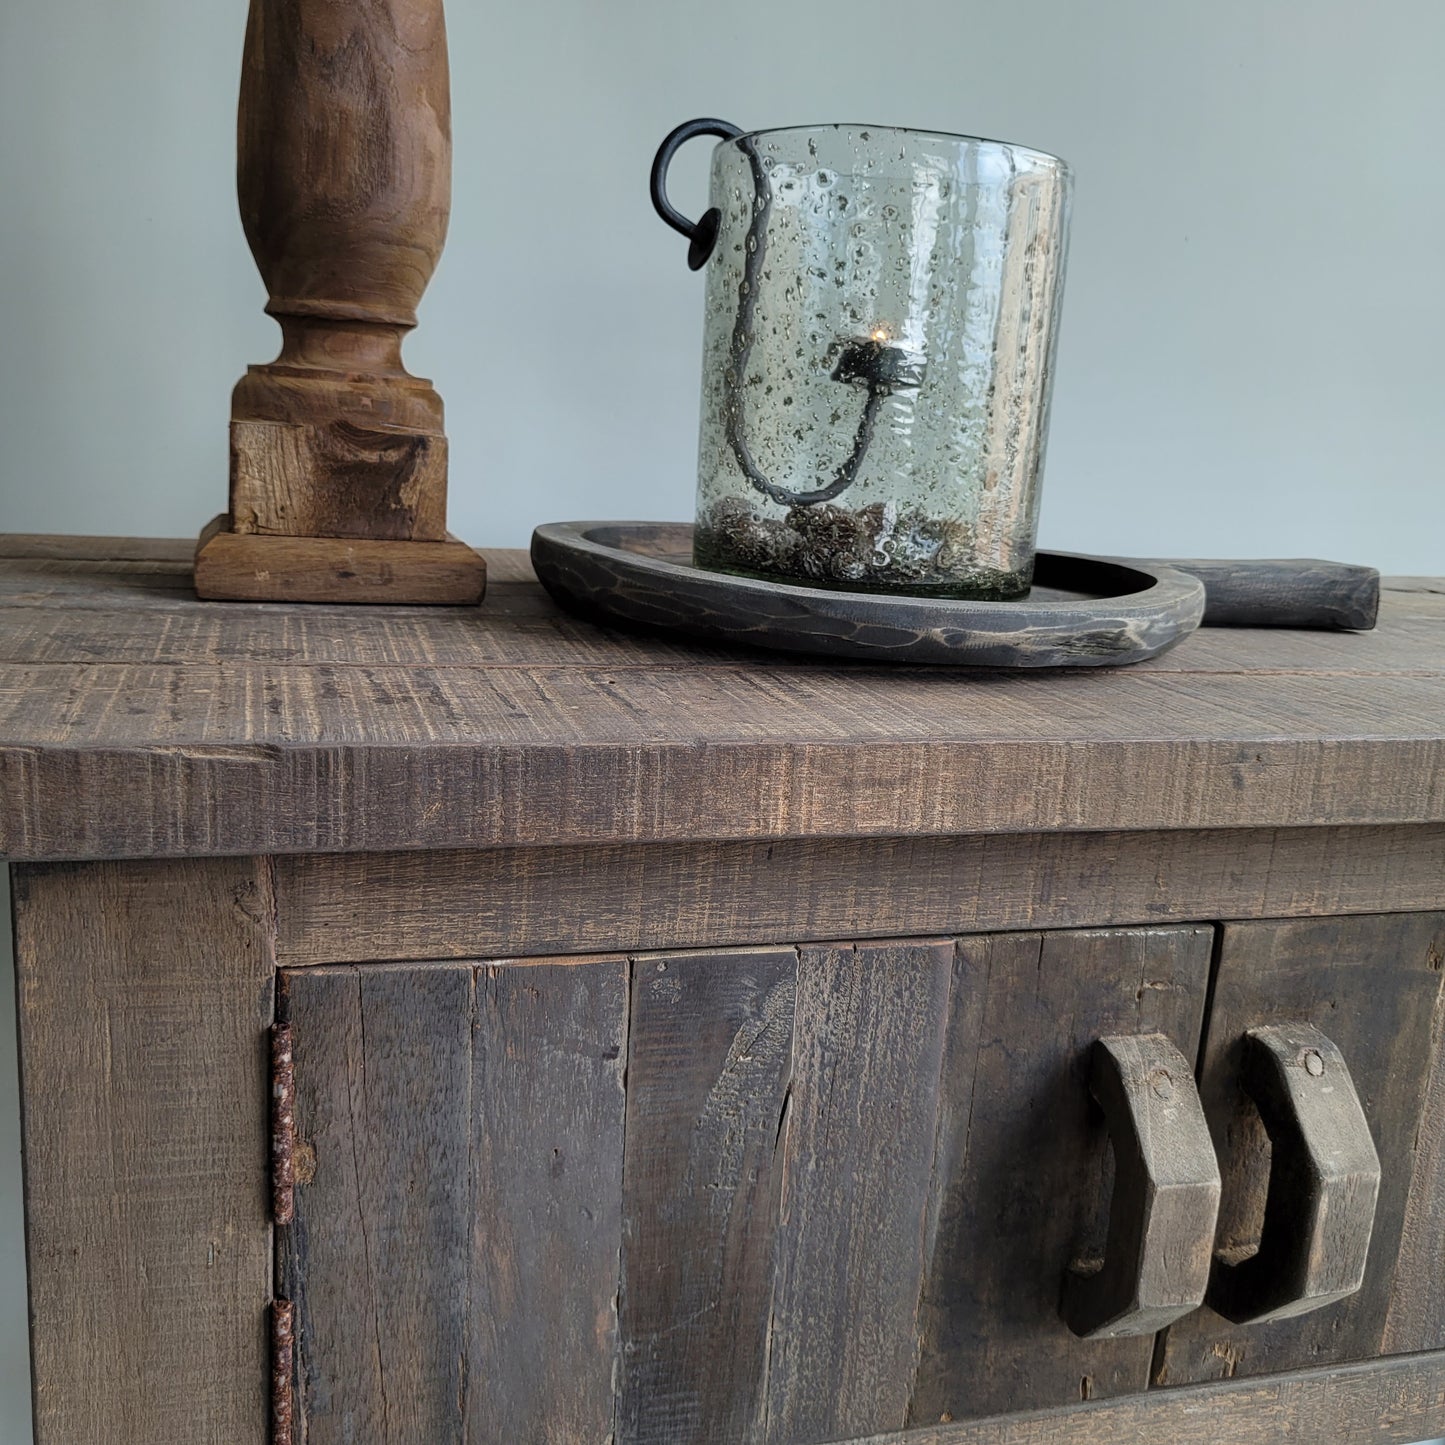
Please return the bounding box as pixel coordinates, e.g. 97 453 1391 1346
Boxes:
1208 1021 1381 1325
1061 1034 1222 1339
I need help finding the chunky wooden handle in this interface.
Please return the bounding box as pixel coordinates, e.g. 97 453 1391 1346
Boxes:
1143 559 1380 631
1061 1035 1222 1339
1208 1022 1381 1325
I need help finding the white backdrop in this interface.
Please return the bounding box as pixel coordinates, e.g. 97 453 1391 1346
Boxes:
1 0 1443 1436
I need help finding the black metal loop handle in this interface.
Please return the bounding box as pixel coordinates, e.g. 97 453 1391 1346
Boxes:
650 117 744 270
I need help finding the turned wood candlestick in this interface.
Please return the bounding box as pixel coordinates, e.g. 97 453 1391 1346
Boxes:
195 0 485 604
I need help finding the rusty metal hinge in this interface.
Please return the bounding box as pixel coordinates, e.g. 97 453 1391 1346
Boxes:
271 1023 296 1226
272 1298 295 1445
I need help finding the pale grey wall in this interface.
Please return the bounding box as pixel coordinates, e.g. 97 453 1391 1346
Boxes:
0 0 1442 564
1 1 1443 1439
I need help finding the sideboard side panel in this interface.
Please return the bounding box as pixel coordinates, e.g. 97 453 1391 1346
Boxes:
12 858 274 1444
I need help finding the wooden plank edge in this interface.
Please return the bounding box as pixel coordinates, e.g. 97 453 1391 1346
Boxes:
267 826 1445 968
0 534 197 562
4 737 1445 861
193 514 486 605
846 1350 1445 1445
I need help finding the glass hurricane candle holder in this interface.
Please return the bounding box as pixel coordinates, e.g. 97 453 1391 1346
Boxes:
652 120 1072 599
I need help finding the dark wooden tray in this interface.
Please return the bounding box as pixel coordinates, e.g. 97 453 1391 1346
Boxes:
530 522 1209 667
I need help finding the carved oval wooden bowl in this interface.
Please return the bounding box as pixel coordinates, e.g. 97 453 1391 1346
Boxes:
530 522 1207 668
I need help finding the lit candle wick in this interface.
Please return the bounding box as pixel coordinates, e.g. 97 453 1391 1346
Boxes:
871 327 890 342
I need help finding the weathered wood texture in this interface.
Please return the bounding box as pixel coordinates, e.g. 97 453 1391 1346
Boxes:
0 541 1440 859
852 1349 1445 1445
235 0 451 374
532 525 1381 665
532 524 1208 668
12 858 275 1444
764 940 956 1443
200 0 486 599
1206 1022 1381 1325
1057 1033 1220 1340
1155 911 1445 1386
193 515 486 605
618 948 796 1444
281 959 628 1443
469 958 629 1443
280 965 473 1443
1383 932 1445 1355
1158 557 1380 630
911 928 1213 1424
271 825 1445 967
229 420 448 543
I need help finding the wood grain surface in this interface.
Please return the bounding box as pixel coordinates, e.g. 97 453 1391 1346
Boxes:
13 858 275 1445
1204 1021 1381 1326
531 523 1208 668
211 0 472 597
0 540 1440 859
911 928 1213 1423
851 1349 1445 1445
269 824 1445 968
1155 911 1445 1385
763 940 956 1442
618 948 797 1444
280 965 473 1443
469 958 630 1442
1158 557 1379 630
281 959 629 1443
194 515 486 605
1383 944 1445 1356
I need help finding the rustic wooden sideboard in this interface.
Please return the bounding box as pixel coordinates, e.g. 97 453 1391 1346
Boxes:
2 534 1443 1444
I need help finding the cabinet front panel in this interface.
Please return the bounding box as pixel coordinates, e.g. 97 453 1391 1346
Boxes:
275 924 1392 1445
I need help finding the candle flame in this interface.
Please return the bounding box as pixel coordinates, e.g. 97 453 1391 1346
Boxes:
871 327 890 342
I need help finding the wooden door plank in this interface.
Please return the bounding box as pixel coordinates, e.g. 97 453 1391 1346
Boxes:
281 964 474 1444
849 1349 1445 1445
468 958 629 1444
283 957 630 1442
1383 949 1445 1354
910 926 1214 1424
1156 911 1445 1384
618 947 798 1443
762 939 955 1444
13 858 274 1445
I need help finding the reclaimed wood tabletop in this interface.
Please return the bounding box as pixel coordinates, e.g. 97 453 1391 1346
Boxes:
0 534 1440 860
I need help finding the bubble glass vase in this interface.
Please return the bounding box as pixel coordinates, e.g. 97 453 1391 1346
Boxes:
660 122 1072 599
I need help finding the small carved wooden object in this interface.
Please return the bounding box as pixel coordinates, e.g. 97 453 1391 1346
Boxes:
195 0 485 604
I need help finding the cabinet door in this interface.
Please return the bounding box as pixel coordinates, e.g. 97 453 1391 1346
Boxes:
616 927 1215 1441
279 928 1215 1445
1155 911 1445 1386
279 958 630 1444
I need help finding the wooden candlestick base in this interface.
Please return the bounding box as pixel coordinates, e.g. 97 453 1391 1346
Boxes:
197 0 484 607
195 515 485 605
